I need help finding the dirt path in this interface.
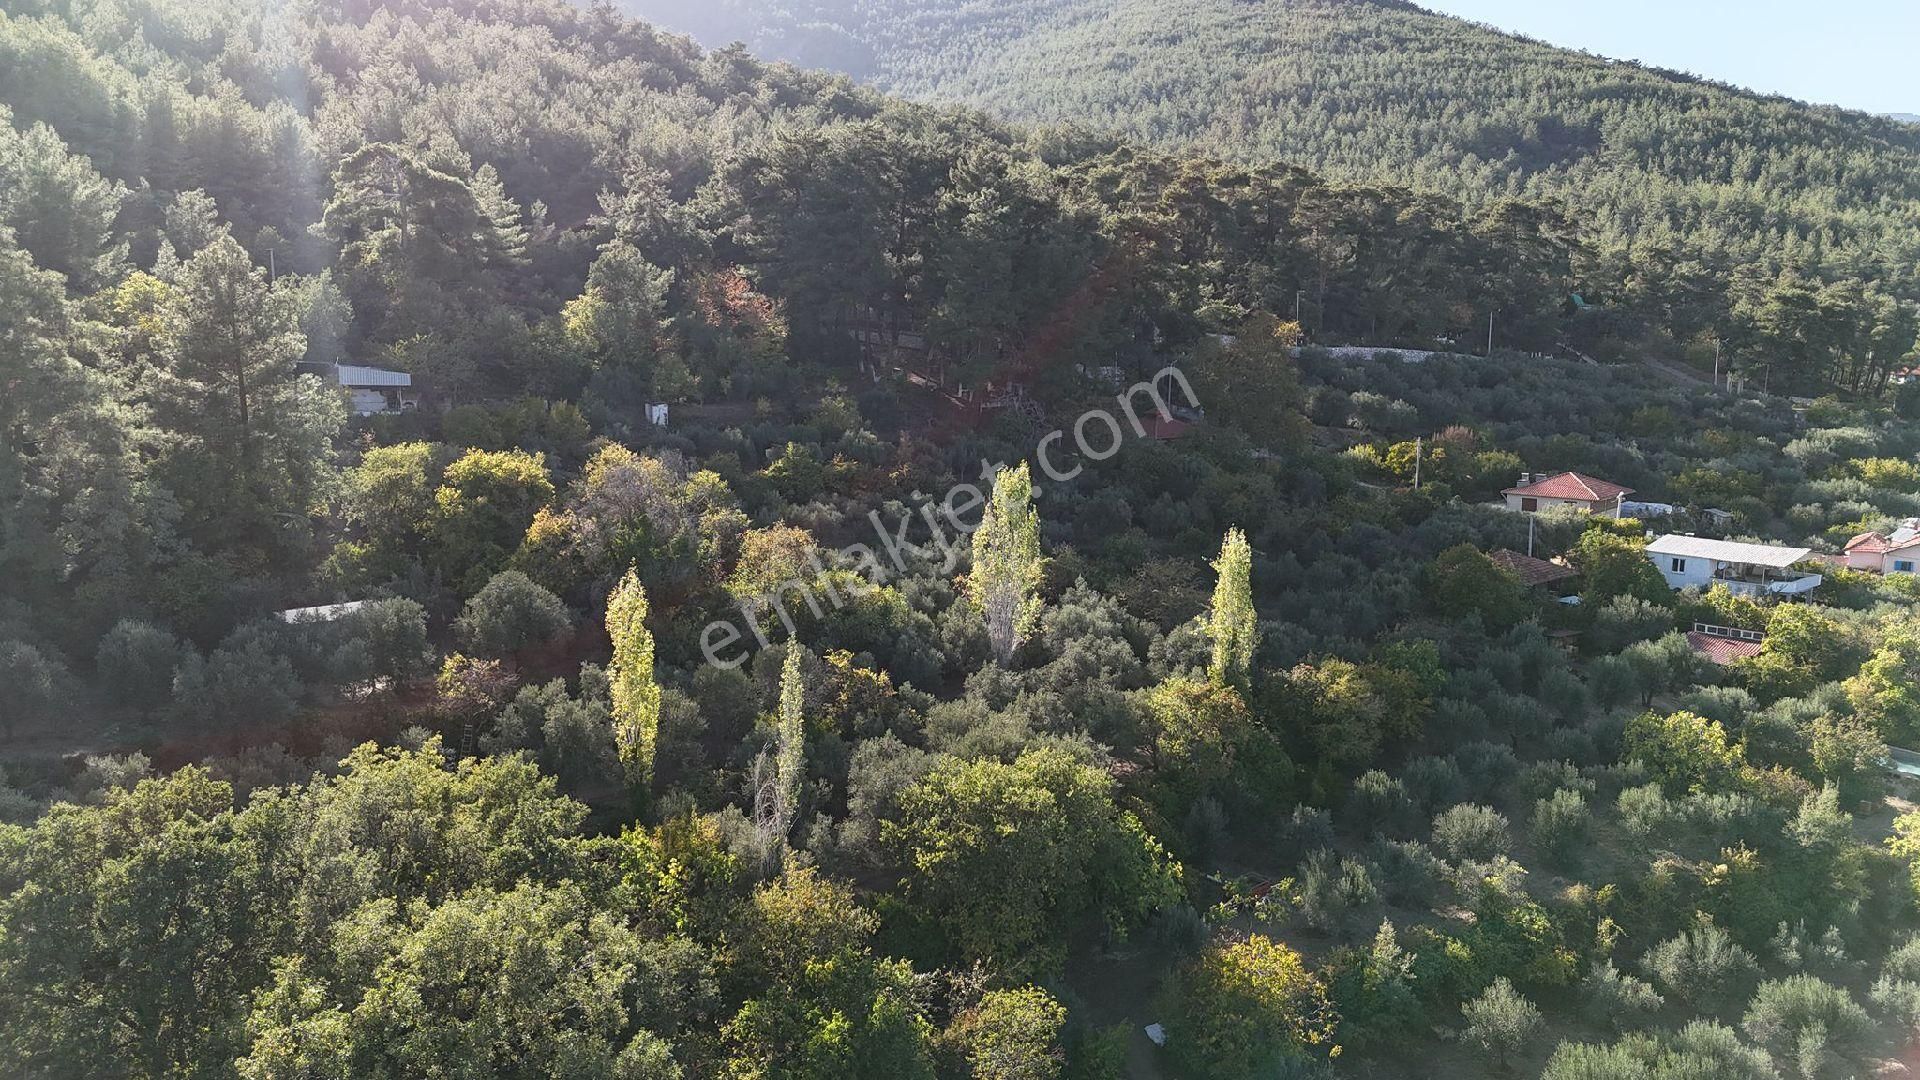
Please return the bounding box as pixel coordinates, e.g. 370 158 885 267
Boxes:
1642 354 1716 389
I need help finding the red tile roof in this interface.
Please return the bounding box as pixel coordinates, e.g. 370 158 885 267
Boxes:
1488 549 1578 588
1142 416 1194 440
1685 631 1764 666
1503 471 1634 502
1846 532 1892 554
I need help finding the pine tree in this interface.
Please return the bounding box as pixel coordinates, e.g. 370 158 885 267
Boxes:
469 163 528 270
969 462 1044 665
606 566 660 789
1207 527 1258 686
150 233 339 563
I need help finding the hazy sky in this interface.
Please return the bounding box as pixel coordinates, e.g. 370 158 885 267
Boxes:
1423 1 1917 115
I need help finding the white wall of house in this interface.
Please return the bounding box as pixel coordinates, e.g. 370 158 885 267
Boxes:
1845 544 1920 574
1846 550 1885 572
1653 553 1718 591
1504 494 1615 516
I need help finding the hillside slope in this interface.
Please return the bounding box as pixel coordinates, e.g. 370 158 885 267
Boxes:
626 0 1920 380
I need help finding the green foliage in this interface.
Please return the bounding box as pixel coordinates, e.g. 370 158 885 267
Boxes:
1207 527 1258 687
1581 961 1664 1033
1426 544 1530 629
95 619 183 713
945 986 1068 1080
606 567 661 790
969 463 1045 665
1187 315 1306 447
331 441 444 583
723 867 934 1079
1163 934 1334 1079
0 639 64 736
1847 629 1920 744
432 448 555 593
1531 788 1593 868
150 234 344 567
1624 711 1745 794
882 747 1182 973
1329 920 1420 1051
454 570 571 657
0 744 627 1077
1460 976 1542 1072
652 0 1920 391
1640 917 1761 1009
1740 975 1876 1079
1569 531 1671 607
1542 1021 1778 1080
1738 605 1862 701
1432 803 1512 863
1141 676 1280 820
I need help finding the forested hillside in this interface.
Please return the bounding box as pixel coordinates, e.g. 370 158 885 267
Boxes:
628 0 1920 391
9 0 1920 1078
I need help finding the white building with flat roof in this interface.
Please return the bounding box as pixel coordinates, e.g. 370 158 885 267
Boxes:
1645 535 1821 597
333 365 418 416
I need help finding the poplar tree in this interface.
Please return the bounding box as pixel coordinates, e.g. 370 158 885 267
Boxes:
969 462 1044 666
754 644 808 870
1207 527 1258 686
776 644 806 828
606 566 659 789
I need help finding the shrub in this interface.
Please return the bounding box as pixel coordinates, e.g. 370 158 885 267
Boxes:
1453 741 1519 802
96 620 184 713
1402 755 1468 815
1617 784 1680 841
1347 770 1415 837
1164 935 1334 1078
1531 788 1592 867
1741 975 1876 1077
1432 804 1511 862
454 571 571 657
1460 977 1541 1072
1297 849 1378 935
1581 961 1663 1032
1278 804 1336 865
1366 838 1446 908
1641 917 1760 1008
0 640 65 738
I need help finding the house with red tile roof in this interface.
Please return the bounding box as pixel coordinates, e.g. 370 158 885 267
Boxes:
1488 549 1578 589
1502 471 1634 517
1684 623 1766 666
1843 519 1920 574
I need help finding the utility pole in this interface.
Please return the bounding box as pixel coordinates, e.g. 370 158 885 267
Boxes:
1486 312 1495 357
1294 290 1305 326
1712 338 1722 390
1413 436 1423 491
1527 513 1536 558
268 247 276 284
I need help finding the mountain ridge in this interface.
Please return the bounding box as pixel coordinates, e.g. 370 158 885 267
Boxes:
620 0 1920 373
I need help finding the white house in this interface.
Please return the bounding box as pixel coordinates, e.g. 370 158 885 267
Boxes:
1503 471 1634 516
1645 535 1822 597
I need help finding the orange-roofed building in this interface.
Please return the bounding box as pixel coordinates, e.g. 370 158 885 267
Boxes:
1502 471 1634 517
1843 520 1920 574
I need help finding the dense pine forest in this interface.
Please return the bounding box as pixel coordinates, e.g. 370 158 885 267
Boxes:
628 0 1920 393
7 0 1920 1077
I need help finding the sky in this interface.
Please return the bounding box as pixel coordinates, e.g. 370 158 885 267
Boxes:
1422 1 1918 116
